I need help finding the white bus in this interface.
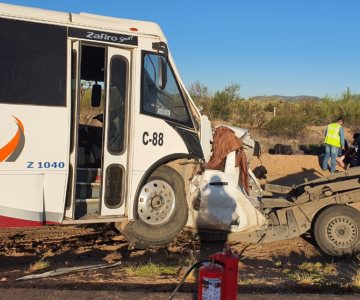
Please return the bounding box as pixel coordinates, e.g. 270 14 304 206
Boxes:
0 3 261 244
1 3 360 256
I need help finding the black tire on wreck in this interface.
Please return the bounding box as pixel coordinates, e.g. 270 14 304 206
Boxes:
118 165 188 248
313 205 360 257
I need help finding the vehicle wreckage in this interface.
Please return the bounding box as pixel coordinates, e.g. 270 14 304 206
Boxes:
120 122 360 257
1 3 359 258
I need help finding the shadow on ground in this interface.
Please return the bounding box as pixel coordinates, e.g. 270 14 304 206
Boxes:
266 168 322 187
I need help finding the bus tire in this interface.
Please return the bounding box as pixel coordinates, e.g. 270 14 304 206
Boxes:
313 205 360 257
119 165 188 248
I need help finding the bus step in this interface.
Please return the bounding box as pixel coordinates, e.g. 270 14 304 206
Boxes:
77 168 100 182
75 198 100 218
76 182 101 199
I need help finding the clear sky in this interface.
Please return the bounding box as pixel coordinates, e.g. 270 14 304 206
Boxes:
2 0 360 98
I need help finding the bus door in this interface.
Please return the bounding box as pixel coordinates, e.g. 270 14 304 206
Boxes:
66 43 130 220
65 40 80 219
100 47 130 216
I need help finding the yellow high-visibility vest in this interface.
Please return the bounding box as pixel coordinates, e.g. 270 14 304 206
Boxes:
324 123 341 147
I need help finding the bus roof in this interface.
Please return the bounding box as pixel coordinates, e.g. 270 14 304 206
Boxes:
0 3 166 41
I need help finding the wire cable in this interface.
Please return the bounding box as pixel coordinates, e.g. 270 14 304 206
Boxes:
167 259 211 300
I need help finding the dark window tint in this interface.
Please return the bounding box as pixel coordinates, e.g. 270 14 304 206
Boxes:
107 56 127 154
70 49 77 152
0 18 66 106
141 52 192 127
104 164 123 208
79 45 105 124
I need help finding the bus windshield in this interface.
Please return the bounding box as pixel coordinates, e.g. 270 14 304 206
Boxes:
141 52 194 128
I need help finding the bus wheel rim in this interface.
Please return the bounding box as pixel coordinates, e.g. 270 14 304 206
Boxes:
138 180 176 225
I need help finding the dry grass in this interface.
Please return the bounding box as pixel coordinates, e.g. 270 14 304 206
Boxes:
27 259 50 273
345 260 360 291
289 271 324 285
299 262 337 275
351 268 360 288
287 262 337 285
125 262 179 277
274 260 282 267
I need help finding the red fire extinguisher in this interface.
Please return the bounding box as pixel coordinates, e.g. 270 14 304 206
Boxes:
209 246 239 300
168 245 239 300
198 261 224 300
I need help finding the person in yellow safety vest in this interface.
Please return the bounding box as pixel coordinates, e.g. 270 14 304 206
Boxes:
322 117 345 174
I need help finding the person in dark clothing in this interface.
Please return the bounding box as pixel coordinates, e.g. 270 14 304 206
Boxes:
337 132 360 168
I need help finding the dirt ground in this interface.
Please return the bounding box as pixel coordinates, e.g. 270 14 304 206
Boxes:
0 154 359 296
250 153 332 186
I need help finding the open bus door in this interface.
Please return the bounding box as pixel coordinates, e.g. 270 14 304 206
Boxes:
65 42 130 221
65 40 80 220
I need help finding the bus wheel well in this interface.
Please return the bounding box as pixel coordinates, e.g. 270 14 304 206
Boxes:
118 164 188 248
165 158 198 184
131 157 199 219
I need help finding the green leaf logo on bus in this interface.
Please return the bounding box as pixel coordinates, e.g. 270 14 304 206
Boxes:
0 116 25 162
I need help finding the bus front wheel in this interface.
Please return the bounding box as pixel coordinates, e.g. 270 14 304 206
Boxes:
118 165 188 248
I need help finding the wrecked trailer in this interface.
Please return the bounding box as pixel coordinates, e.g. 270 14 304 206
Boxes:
256 167 360 256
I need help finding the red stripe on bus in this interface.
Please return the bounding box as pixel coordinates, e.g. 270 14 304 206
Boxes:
0 215 43 227
0 215 60 227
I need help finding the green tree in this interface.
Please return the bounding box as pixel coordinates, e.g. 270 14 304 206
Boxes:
211 84 240 120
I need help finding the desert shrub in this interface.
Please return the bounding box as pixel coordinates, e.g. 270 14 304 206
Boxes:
211 84 240 120
188 81 210 100
211 95 231 120
188 81 213 117
236 100 267 127
265 115 308 139
187 82 360 131
194 97 213 118
340 98 360 126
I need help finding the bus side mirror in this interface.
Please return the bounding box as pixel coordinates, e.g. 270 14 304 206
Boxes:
91 83 102 107
158 56 167 90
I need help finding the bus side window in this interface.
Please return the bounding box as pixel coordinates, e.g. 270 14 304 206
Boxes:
0 18 66 106
107 56 127 155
